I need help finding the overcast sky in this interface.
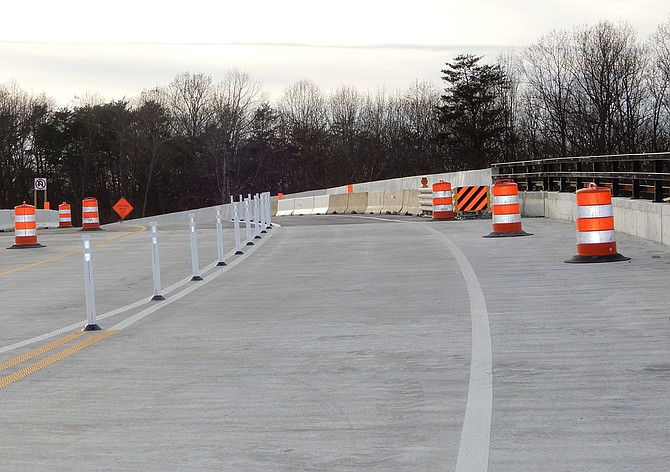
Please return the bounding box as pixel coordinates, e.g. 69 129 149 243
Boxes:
1 0 668 106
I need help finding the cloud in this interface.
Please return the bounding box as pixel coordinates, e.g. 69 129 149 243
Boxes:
4 41 491 106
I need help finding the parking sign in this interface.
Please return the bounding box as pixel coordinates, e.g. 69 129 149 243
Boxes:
34 178 47 191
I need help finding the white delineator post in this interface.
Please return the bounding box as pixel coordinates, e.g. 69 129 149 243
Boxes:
253 194 262 239
264 192 273 229
216 207 226 266
82 235 102 331
232 198 244 255
189 213 203 281
259 193 268 233
150 222 166 301
244 195 254 246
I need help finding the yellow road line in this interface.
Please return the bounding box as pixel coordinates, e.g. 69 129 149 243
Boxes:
91 225 147 248
0 225 147 276
0 331 85 373
0 330 117 389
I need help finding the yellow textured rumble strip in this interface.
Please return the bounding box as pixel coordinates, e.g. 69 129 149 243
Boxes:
0 332 85 373
0 330 117 389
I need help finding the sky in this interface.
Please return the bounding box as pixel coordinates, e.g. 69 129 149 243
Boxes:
1 0 669 107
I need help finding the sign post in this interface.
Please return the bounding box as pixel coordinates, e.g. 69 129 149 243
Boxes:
34 178 47 209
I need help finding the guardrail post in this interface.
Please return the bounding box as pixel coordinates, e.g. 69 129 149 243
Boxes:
612 160 621 197
632 160 641 199
654 159 664 202
81 235 102 331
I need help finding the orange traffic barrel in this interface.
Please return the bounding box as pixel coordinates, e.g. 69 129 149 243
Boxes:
58 202 72 228
432 180 454 220
81 197 101 231
8 202 45 249
484 179 531 237
565 183 629 263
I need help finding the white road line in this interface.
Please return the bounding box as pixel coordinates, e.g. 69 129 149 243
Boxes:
110 241 254 331
424 224 492 471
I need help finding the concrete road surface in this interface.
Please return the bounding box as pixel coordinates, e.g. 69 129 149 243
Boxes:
1 214 668 471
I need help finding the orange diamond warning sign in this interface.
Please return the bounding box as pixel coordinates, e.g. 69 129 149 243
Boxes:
113 197 134 220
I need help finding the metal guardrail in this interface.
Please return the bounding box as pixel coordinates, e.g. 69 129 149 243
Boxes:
491 152 670 202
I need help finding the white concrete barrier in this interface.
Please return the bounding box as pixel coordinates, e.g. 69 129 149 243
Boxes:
327 194 349 214
293 196 315 216
518 191 546 217
346 193 368 214
275 199 296 216
543 192 576 223
1 209 59 231
400 189 421 216
312 195 330 215
0 209 13 231
381 190 403 214
366 192 385 214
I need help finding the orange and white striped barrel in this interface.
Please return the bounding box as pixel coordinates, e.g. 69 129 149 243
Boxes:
9 202 44 248
432 180 454 220
484 179 531 237
566 183 629 263
58 202 72 228
82 197 100 230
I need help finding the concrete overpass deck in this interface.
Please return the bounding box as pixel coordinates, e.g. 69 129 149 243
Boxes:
0 215 668 471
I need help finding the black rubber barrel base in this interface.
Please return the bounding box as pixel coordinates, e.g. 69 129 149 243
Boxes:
483 231 533 238
565 253 630 263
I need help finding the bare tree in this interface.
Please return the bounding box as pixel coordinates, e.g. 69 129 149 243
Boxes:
398 80 441 172
571 21 644 154
328 85 363 181
133 89 173 216
648 16 670 150
523 30 576 156
0 82 52 206
209 69 264 201
164 72 215 140
358 88 391 179
277 79 329 188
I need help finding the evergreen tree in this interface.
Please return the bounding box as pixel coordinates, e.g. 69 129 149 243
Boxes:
437 54 508 169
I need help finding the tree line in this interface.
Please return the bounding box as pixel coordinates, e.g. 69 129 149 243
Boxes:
1 18 669 222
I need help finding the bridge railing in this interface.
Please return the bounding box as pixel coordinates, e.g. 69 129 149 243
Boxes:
491 152 670 202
